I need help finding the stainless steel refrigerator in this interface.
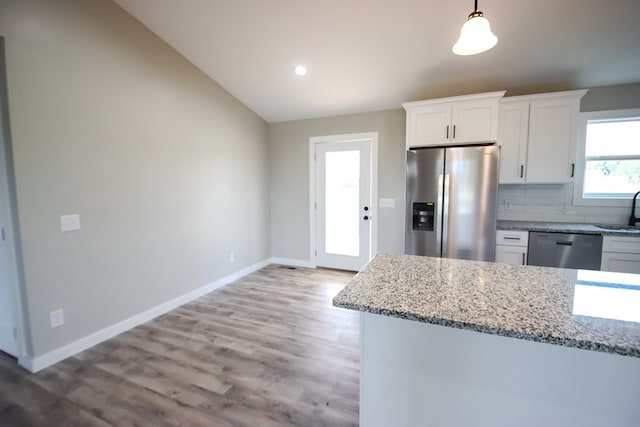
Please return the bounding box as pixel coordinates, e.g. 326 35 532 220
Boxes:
405 144 500 261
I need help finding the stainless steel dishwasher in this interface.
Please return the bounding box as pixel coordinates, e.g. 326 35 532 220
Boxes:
527 232 602 270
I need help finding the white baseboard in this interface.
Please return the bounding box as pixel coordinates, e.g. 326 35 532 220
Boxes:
269 257 315 269
19 258 271 373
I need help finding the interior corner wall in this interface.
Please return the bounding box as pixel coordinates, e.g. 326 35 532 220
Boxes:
0 0 270 358
268 109 406 264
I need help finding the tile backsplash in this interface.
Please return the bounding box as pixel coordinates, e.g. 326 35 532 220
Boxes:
497 183 631 224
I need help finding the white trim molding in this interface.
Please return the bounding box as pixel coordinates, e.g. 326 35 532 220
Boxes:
269 257 315 269
20 258 272 373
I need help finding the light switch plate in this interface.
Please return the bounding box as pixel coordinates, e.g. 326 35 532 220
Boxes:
379 198 396 208
60 214 81 232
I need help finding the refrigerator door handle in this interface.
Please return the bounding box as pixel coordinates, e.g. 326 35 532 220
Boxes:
436 174 444 256
441 173 450 257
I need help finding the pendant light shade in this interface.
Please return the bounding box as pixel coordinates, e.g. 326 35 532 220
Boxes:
452 1 498 56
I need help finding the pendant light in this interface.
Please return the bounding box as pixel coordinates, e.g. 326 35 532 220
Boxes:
452 0 498 56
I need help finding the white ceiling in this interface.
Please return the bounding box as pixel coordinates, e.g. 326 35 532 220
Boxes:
112 0 640 123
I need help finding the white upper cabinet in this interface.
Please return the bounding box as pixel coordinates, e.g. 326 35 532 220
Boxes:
498 101 529 183
498 90 588 184
403 91 505 149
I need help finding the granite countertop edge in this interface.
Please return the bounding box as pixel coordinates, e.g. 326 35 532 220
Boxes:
334 299 638 358
333 254 640 359
497 220 640 236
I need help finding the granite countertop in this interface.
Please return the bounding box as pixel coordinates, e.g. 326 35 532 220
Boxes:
333 254 640 358
497 220 640 236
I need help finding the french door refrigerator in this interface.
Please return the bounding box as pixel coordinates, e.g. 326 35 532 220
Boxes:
405 144 500 261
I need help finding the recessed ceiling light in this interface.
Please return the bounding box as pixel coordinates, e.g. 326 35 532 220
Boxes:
293 65 307 76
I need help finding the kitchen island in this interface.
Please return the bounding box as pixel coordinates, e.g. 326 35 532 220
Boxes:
333 254 640 427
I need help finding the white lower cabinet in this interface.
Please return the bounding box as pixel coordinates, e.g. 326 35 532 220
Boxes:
600 236 640 273
495 230 529 265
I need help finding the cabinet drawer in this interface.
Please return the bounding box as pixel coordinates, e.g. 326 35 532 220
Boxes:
496 230 529 247
602 236 640 254
495 245 527 265
601 252 640 274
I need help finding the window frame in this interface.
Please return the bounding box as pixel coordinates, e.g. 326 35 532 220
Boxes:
573 108 640 207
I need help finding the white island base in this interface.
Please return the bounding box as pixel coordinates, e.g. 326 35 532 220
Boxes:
360 312 640 427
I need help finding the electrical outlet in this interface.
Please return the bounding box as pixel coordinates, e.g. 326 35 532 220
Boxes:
560 201 568 212
504 200 512 210
229 252 235 263
49 309 65 328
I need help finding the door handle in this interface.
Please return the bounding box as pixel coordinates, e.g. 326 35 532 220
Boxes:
556 241 573 246
442 174 450 256
436 174 444 256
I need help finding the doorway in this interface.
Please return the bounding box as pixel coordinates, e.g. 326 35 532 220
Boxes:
310 133 378 271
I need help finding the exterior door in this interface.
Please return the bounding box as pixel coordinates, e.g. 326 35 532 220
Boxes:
314 137 375 271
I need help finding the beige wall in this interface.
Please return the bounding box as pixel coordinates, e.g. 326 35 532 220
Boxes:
581 82 640 112
0 0 269 357
269 109 406 262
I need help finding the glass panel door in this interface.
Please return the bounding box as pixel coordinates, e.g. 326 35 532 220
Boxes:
315 138 373 271
325 150 360 257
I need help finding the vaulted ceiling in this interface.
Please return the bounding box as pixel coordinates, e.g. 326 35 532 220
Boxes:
112 0 640 122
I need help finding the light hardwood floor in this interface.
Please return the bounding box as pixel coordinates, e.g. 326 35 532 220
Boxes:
0 265 359 426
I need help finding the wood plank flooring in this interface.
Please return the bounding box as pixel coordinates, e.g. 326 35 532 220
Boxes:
0 265 359 426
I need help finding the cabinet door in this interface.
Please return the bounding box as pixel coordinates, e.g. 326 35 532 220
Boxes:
526 97 580 183
408 104 452 148
601 252 640 274
498 102 529 183
602 235 640 253
451 100 500 144
495 245 527 265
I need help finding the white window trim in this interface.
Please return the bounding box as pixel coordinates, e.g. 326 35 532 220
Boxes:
573 108 640 207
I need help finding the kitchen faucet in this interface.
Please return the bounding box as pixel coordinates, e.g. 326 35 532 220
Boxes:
628 190 640 226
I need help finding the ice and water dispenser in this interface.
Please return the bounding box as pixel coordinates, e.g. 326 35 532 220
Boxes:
412 202 435 231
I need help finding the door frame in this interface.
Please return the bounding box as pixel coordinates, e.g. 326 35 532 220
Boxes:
309 132 378 269
0 36 27 362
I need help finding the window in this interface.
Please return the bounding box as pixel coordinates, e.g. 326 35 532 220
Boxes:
574 109 640 206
